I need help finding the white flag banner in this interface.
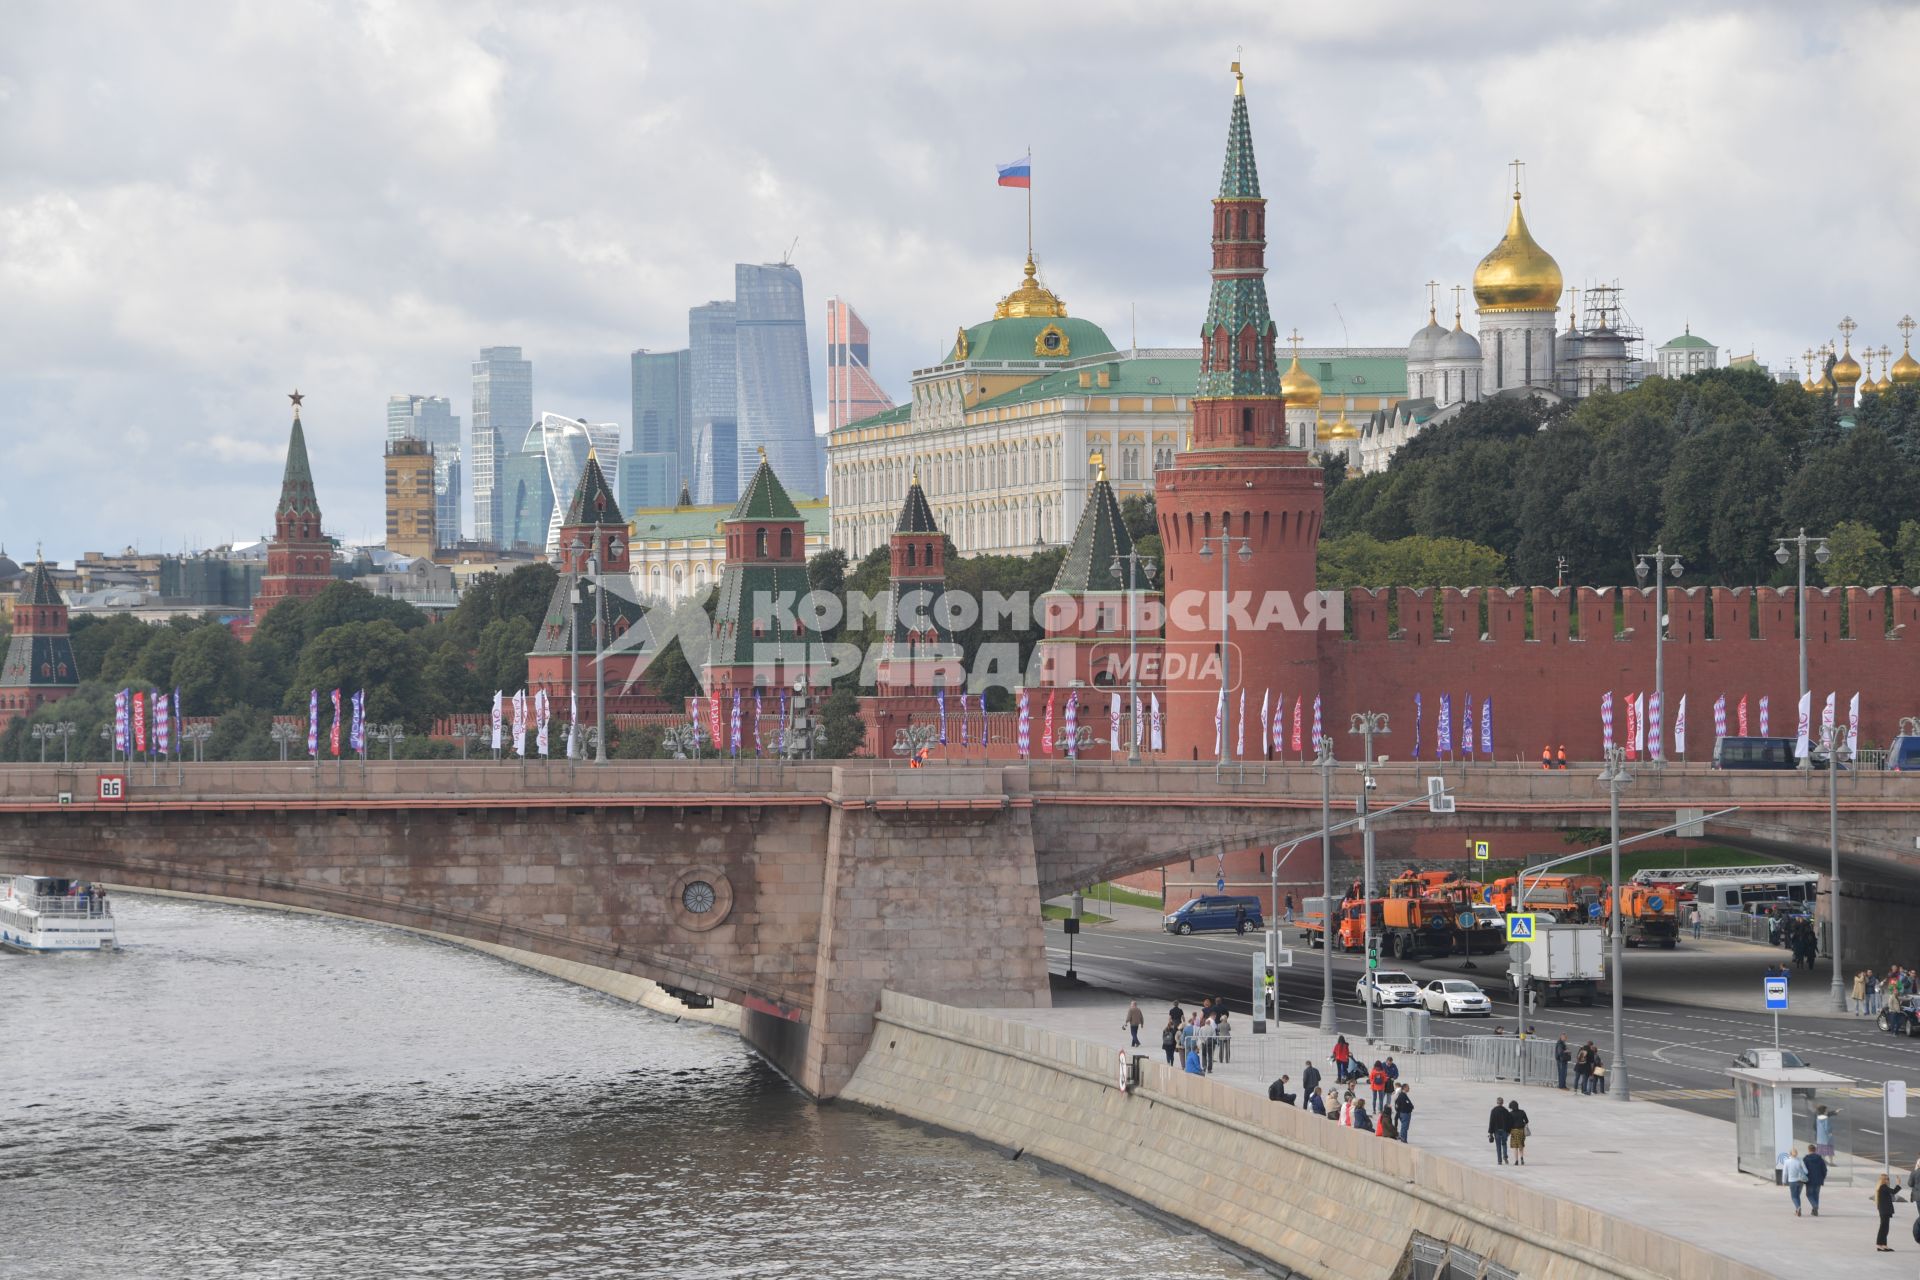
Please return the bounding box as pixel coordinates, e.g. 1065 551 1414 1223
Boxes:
1821 692 1837 746
1847 692 1860 758
535 689 550 758
1150 693 1163 752
1674 694 1687 756
1236 688 1246 758
1259 688 1271 760
512 689 528 758
1635 692 1646 754
1795 690 1811 760
1214 690 1225 757
1109 692 1121 753
1132 693 1143 748
491 690 503 751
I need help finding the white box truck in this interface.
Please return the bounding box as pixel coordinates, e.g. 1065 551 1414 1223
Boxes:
1507 922 1606 1007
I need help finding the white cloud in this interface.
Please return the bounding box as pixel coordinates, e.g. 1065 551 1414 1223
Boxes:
1 0 1916 559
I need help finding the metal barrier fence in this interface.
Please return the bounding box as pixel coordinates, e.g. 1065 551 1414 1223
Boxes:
1430 1035 1561 1088
1697 913 1831 955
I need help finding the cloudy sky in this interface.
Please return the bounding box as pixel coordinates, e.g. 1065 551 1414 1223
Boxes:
4 1 1917 560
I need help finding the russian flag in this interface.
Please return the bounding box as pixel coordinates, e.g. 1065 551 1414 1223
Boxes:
996 156 1031 188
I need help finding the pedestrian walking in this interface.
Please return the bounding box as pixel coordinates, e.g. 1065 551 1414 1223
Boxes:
1814 1105 1833 1156
1301 1061 1321 1105
1779 1147 1807 1216
1384 1056 1400 1087
1872 1173 1899 1249
1506 1099 1530 1166
1197 1014 1217 1073
1285 893 1295 924
1125 1000 1144 1046
1907 1155 1920 1200
1554 1035 1571 1090
1180 1014 1198 1065
1332 1034 1352 1083
1690 906 1702 940
1394 1085 1413 1143
1574 1043 1593 1094
1488 1097 1512 1165
1802 1148 1828 1216
1866 970 1882 1017
1214 1009 1232 1064
1590 1047 1607 1094
1161 1016 1180 1067
1369 1061 1389 1112
1852 970 1869 1017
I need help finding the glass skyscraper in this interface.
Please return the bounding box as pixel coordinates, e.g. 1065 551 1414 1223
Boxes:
735 263 819 499
631 348 691 483
534 414 619 558
825 298 894 432
689 301 737 510
387 394 462 546
499 427 554 553
471 346 533 545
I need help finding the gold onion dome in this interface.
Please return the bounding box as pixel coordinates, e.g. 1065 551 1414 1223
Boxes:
1280 354 1322 408
1472 193 1564 313
1832 347 1862 387
1893 351 1920 386
1323 411 1359 441
993 253 1067 319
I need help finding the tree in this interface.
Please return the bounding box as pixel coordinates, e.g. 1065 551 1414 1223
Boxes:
817 686 866 758
471 617 535 700
171 623 252 715
1895 521 1920 583
288 619 425 728
1119 494 1157 544
1822 520 1893 586
1318 534 1507 589
807 546 848 601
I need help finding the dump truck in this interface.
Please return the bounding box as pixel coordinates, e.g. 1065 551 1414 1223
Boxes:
1296 893 1459 961
1507 921 1606 1007
1605 883 1680 949
1490 873 1606 923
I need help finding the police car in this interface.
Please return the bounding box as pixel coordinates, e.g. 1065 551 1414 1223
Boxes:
1355 970 1422 1007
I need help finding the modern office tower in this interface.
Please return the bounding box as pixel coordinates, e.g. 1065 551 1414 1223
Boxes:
387 394 463 545
499 427 555 553
825 298 894 432
692 419 739 506
471 346 533 545
534 413 619 558
384 437 437 558
631 348 692 489
689 300 737 511
618 449 678 513
735 262 819 498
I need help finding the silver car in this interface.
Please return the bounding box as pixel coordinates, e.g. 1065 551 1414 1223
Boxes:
1420 978 1492 1017
1356 970 1421 1007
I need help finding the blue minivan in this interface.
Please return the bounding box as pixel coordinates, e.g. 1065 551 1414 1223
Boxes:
1886 736 1920 771
1163 895 1264 935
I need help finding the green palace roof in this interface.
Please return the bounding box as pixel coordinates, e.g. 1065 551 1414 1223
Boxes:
944 314 1115 365
1662 330 1713 349
630 500 828 544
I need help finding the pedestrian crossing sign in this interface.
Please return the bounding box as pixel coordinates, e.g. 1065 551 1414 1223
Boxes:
1474 840 1490 861
1505 913 1536 940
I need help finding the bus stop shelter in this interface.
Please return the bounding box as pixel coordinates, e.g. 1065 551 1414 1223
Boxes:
1728 1061 1855 1181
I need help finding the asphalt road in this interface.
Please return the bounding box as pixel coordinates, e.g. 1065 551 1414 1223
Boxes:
1045 920 1920 1170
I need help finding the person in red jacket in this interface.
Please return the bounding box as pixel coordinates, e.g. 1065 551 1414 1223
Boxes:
1369 1061 1390 1112
1331 1035 1352 1083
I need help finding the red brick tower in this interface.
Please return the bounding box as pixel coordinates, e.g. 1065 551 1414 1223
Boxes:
0 558 79 728
1156 66 1326 760
246 391 334 637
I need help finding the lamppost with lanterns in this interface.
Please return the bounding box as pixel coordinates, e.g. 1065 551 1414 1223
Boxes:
182 723 213 763
371 722 406 761
269 721 300 762
891 722 938 764
1774 529 1830 767
1109 548 1157 763
1599 745 1632 1099
1633 547 1683 764
1315 733 1337 1034
1820 721 1850 1012
1196 529 1253 776
31 721 76 763
1348 712 1389 1043
451 723 483 760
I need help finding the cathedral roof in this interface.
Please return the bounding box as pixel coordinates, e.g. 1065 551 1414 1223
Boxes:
561 451 625 528
895 475 939 534
275 410 321 520
1472 193 1563 314
1050 458 1137 595
728 452 803 522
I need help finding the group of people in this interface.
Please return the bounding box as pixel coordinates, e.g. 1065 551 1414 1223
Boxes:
1156 999 1232 1074
1768 916 1821 971
1551 1035 1608 1094
1849 966 1916 1017
1268 1058 1416 1141
1778 1151 1920 1252
1486 1097 1532 1165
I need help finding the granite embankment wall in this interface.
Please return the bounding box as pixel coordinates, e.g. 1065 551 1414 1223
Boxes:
841 992 1770 1280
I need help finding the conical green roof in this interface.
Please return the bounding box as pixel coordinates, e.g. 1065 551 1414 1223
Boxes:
728 454 801 522
1050 469 1136 594
895 477 939 534
25 559 63 607
1218 88 1262 200
563 452 625 528
276 414 320 519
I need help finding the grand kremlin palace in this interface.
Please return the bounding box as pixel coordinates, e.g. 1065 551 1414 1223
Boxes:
823 254 1405 560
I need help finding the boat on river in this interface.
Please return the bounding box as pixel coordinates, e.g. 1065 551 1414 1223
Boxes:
0 875 118 953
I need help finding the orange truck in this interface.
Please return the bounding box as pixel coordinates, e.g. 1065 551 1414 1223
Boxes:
1298 893 1461 961
1490 873 1605 923
1605 883 1681 949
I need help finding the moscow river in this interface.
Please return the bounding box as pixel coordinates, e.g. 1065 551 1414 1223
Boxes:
0 895 1256 1279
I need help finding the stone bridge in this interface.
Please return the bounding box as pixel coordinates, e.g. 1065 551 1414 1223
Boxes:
1 760 1915 1097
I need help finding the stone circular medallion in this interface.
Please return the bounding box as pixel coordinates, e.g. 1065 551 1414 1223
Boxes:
669 867 733 932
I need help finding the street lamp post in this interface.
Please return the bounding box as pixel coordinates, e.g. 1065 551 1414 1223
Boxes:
1822 722 1849 1011
453 724 482 760
182 723 212 764
269 722 299 762
372 722 406 761
1774 530 1830 769
1633 548 1683 765
1600 746 1632 1100
1316 734 1337 1034
568 536 585 761
1349 712 1389 1043
1196 530 1253 777
1109 549 1158 763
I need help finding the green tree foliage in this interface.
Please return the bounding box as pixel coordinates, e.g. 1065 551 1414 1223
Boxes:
1324 368 1913 587
1822 520 1893 587
1318 534 1507 589
806 546 848 602
817 686 866 758
1895 521 1920 582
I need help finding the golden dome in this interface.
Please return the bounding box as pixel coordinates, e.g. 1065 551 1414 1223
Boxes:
1893 350 1920 386
1322 411 1359 441
994 254 1067 319
1472 193 1564 313
1280 354 1322 408
1832 347 1862 386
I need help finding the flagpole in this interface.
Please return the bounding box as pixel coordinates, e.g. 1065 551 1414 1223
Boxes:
1026 146 1032 258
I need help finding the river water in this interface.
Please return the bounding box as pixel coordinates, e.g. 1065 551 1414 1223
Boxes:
1 896 1256 1279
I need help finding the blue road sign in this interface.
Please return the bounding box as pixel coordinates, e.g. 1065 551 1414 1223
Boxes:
1457 912 1475 931
1482 885 1495 905
1587 901 1603 921
1216 875 1226 893
1506 913 1536 941
1647 894 1665 913
1765 976 1789 1011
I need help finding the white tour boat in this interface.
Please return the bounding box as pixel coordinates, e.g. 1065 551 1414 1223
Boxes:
0 875 118 953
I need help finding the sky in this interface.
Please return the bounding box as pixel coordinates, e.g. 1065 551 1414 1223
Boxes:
3 1 1918 561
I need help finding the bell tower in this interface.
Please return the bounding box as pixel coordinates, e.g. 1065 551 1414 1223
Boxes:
1155 65 1327 760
